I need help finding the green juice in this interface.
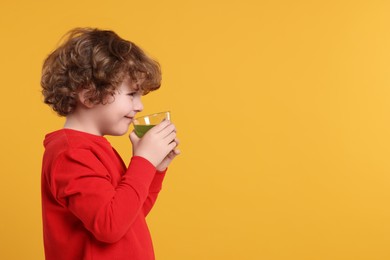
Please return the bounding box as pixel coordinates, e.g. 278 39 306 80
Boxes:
134 125 156 138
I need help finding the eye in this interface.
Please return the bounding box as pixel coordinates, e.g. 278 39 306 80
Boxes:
127 92 136 97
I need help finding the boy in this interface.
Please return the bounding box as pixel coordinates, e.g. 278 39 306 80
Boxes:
40 28 179 260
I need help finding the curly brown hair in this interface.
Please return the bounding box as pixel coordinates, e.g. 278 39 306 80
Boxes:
41 28 161 116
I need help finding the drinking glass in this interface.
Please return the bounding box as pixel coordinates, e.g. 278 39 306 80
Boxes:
133 111 171 138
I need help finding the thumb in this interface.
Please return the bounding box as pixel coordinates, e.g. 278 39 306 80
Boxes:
129 130 140 145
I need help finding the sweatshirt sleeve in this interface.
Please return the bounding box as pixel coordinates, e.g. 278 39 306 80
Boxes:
143 169 167 216
51 149 156 244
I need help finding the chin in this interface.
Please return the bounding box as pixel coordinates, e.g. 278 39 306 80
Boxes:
114 130 129 136
106 127 129 136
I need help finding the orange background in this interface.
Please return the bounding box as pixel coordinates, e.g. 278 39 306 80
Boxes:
1 0 390 259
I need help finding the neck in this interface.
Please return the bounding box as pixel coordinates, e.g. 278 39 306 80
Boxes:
64 110 102 136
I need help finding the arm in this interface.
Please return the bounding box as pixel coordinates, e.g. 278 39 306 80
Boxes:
51 150 156 244
128 121 180 217
143 169 167 216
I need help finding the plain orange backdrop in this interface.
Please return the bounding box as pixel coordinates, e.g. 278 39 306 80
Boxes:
1 0 390 259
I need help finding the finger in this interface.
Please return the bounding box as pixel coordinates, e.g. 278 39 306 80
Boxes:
167 150 179 160
174 138 180 146
165 131 177 144
155 120 172 131
129 131 140 143
168 141 177 151
159 124 176 138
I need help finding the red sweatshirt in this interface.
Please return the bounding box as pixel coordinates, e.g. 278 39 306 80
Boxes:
41 129 166 260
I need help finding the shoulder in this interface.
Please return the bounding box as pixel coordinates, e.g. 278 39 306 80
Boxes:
43 129 112 171
44 129 110 151
42 131 111 184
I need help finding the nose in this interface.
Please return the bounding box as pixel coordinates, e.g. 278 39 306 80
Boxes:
133 96 143 112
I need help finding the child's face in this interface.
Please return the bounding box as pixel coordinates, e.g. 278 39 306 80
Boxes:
90 77 144 136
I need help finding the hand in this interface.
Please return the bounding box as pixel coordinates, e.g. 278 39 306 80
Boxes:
156 137 181 171
129 120 177 167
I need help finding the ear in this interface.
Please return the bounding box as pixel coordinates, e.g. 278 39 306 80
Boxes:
77 89 94 108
